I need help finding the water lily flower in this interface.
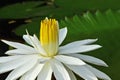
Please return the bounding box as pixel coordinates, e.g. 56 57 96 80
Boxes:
0 18 111 80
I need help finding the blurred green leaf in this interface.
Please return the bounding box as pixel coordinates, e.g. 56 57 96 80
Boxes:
0 1 50 18
0 0 120 19
55 0 120 10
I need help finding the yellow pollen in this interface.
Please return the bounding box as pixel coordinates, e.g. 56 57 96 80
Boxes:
40 18 59 57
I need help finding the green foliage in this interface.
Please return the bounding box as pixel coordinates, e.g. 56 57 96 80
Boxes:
0 0 120 19
55 0 120 10
0 1 42 18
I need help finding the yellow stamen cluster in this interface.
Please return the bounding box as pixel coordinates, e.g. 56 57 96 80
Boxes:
40 18 59 57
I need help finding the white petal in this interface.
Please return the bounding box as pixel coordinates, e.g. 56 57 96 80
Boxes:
37 62 52 80
0 55 33 74
67 65 98 80
51 60 70 80
55 55 85 65
20 64 44 80
65 67 77 80
33 35 46 54
5 49 37 55
59 45 101 54
69 54 108 67
0 55 22 63
59 39 98 48
6 59 37 80
23 33 46 55
59 27 67 45
86 65 111 80
23 35 34 46
1 40 35 52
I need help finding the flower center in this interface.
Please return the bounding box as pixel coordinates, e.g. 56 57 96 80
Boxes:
40 18 59 57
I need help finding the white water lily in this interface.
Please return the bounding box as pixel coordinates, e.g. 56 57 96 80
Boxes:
0 18 111 80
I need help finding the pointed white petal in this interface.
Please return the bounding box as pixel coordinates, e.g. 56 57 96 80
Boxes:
33 34 46 54
0 55 35 73
51 60 70 80
20 64 44 80
70 54 108 67
23 35 34 46
65 67 77 80
6 59 37 80
0 55 22 63
59 45 101 54
23 33 46 55
59 39 98 48
59 27 67 45
37 62 52 80
1 40 35 52
5 49 37 55
86 65 111 80
66 65 98 80
55 55 85 65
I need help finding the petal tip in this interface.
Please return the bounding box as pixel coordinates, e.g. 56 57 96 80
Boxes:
1 40 10 44
1 39 6 42
95 38 98 41
64 27 68 31
96 45 102 49
104 63 109 67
